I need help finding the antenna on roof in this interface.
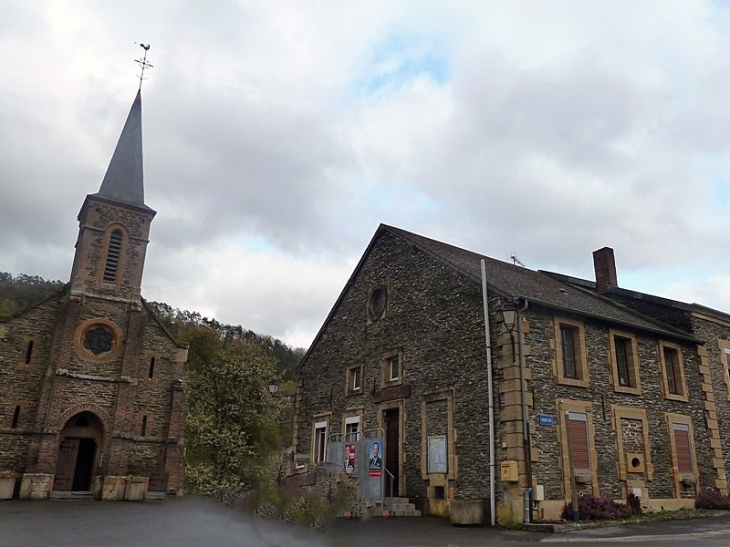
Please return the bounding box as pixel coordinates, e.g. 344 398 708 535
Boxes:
134 43 153 90
511 254 526 267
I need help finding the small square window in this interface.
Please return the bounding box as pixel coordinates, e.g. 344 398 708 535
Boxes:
388 356 400 381
381 349 403 386
345 416 360 442
346 365 363 395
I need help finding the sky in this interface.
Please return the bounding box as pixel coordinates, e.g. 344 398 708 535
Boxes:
3 1 730 350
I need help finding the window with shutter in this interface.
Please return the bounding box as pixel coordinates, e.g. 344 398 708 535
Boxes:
313 420 327 463
569 412 590 471
673 423 692 474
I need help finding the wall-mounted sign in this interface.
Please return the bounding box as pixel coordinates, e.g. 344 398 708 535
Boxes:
539 414 554 427
427 435 448 474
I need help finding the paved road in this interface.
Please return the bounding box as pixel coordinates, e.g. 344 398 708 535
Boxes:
1 496 730 547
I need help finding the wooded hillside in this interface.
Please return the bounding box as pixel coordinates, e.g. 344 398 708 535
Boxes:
0 272 305 379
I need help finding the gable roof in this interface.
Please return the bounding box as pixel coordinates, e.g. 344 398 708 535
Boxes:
298 224 697 372
385 225 695 339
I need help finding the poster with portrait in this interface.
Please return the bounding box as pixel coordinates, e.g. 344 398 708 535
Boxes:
368 440 382 477
344 443 356 474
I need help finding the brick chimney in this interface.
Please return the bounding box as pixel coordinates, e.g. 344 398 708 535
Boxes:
593 247 618 295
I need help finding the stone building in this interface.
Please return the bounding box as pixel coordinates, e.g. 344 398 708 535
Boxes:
0 91 187 501
293 224 727 523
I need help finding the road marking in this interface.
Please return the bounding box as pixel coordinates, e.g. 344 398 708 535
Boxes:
541 528 730 543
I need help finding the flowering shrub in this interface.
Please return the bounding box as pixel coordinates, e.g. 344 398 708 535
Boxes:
561 493 642 521
695 488 730 510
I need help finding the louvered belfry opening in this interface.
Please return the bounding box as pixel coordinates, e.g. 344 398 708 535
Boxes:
103 229 123 283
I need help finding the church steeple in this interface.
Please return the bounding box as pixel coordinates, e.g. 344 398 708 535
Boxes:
69 91 156 302
95 90 147 208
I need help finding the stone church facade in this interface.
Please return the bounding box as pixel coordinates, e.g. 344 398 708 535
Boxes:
0 91 187 500
293 225 730 523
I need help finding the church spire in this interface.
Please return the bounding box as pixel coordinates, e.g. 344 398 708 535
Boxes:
96 90 146 207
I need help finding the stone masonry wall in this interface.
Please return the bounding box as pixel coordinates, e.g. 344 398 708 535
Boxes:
296 230 490 503
0 289 185 491
526 310 715 503
0 291 65 473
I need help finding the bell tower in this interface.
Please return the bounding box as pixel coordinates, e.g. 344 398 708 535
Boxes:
69 90 156 304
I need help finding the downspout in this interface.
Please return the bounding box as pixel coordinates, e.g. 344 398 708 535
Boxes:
480 260 496 526
516 298 533 523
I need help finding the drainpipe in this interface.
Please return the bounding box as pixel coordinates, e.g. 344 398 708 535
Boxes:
515 298 533 523
480 260 496 526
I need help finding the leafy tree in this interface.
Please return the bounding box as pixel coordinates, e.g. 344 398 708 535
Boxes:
183 326 291 494
0 272 65 318
146 300 305 380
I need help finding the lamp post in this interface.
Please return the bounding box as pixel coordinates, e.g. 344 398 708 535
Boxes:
502 298 532 524
268 379 279 396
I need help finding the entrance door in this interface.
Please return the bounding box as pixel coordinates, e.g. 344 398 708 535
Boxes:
384 408 400 497
72 438 96 490
53 438 96 491
54 439 80 491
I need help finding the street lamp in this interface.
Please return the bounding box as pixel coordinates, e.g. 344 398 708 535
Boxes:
268 379 279 396
502 304 517 331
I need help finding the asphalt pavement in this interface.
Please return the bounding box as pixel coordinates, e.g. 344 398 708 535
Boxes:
1 495 730 547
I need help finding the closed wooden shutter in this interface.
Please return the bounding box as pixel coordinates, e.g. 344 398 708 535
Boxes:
569 413 590 471
673 424 692 474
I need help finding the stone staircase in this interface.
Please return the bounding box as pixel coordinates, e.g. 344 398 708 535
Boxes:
49 490 94 501
383 497 422 517
340 497 423 519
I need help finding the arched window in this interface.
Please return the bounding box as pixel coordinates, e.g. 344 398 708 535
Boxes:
11 406 20 429
148 356 155 379
103 229 123 283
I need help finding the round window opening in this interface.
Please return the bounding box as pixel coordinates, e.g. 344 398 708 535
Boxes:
631 457 641 469
83 325 115 356
368 287 387 321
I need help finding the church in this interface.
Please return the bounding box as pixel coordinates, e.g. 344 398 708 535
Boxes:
0 90 187 500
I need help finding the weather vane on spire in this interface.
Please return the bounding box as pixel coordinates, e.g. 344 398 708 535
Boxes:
134 43 153 90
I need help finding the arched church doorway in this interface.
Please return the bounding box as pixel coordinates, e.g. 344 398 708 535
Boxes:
53 412 104 491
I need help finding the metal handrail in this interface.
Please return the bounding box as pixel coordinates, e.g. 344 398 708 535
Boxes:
382 466 395 514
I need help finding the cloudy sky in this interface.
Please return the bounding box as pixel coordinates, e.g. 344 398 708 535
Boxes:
3 1 730 349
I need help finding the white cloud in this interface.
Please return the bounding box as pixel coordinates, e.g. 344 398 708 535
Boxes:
3 1 730 347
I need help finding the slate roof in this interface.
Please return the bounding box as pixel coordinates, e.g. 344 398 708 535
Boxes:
92 90 153 211
542 270 730 323
383 225 697 341
299 224 699 371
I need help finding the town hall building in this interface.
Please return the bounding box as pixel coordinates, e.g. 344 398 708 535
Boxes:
293 224 730 524
0 90 187 500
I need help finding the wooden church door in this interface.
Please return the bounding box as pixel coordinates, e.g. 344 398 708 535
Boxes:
54 439 80 491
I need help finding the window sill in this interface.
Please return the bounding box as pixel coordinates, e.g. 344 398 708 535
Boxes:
614 385 642 396
557 377 590 388
664 392 689 403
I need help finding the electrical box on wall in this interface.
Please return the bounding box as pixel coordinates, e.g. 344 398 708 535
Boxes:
500 460 518 482
533 484 545 501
